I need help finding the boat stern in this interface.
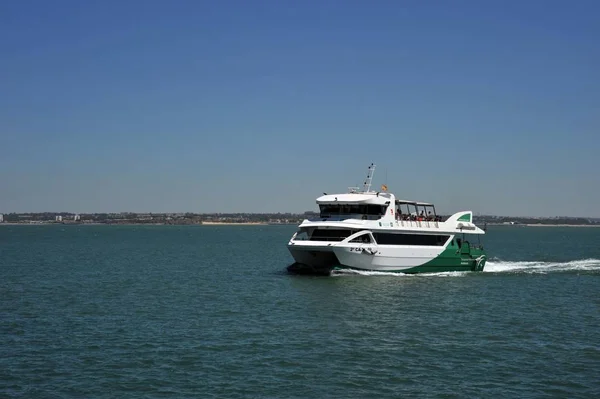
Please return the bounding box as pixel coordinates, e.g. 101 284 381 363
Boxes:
469 246 487 271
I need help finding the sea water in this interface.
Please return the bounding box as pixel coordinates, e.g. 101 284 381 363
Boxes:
1 225 599 398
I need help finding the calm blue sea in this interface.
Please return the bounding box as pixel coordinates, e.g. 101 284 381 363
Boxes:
1 225 599 398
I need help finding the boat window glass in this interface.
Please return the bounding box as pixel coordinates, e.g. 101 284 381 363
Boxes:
294 230 309 241
350 233 372 243
309 229 353 242
319 204 385 217
373 233 450 246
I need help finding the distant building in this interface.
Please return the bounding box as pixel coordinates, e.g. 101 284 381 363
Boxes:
0 214 3 223
74 214 81 221
55 215 63 222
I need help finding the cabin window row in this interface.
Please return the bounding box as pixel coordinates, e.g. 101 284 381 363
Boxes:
307 229 450 246
319 204 386 217
373 233 449 246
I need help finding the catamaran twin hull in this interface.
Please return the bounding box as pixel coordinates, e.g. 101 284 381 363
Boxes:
287 237 486 275
287 163 487 275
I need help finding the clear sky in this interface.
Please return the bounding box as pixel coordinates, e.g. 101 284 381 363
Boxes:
1 0 598 216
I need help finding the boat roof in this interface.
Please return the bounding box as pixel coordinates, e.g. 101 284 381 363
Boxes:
316 194 434 206
316 192 392 205
395 200 434 207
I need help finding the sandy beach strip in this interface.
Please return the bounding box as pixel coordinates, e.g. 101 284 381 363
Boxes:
200 222 268 225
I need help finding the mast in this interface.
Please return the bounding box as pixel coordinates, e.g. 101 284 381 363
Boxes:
363 163 376 192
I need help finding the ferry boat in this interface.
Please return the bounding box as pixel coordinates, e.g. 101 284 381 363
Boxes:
287 164 487 275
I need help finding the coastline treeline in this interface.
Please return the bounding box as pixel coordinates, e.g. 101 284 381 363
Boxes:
0 212 598 226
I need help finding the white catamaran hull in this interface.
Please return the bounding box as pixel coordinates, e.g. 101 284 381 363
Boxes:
288 242 455 273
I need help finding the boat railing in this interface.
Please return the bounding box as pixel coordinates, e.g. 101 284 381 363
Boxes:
309 214 382 222
396 218 439 229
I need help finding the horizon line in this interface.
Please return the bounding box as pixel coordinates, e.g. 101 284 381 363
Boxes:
0 211 598 220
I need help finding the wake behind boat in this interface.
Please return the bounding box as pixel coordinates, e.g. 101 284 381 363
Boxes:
287 164 487 275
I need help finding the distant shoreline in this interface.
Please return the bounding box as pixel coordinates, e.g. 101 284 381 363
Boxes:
524 224 600 228
2 222 599 228
0 222 273 226
200 222 268 226
487 223 600 228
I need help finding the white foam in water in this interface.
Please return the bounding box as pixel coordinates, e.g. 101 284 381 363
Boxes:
332 269 408 277
484 258 600 273
331 269 468 278
331 258 600 277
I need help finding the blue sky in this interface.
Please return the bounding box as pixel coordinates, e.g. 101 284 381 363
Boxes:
1 0 598 216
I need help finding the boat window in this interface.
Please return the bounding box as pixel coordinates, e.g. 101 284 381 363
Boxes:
294 230 309 241
319 204 385 217
309 229 354 242
373 233 450 246
350 233 372 243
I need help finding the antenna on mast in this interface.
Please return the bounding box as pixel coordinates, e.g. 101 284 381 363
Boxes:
385 167 388 187
363 163 376 192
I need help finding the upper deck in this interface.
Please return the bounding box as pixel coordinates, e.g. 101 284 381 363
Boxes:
304 163 485 235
